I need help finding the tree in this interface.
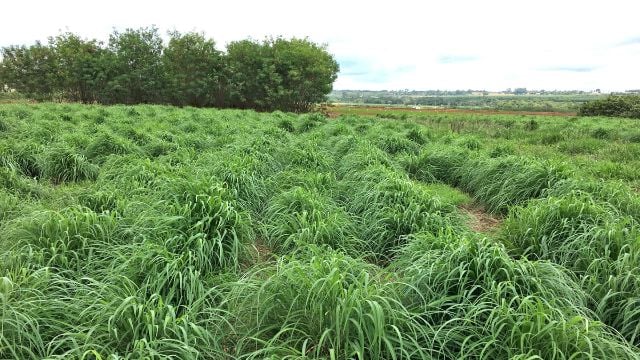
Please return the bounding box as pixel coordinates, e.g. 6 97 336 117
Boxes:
225 39 277 111
0 27 340 111
514 88 528 95
163 31 225 107
269 37 339 112
49 32 109 103
106 26 166 104
0 42 60 100
226 37 339 112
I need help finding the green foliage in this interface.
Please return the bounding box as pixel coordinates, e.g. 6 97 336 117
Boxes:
226 37 339 112
0 42 59 100
49 32 110 103
105 26 166 104
579 95 640 118
1 29 339 112
163 31 225 107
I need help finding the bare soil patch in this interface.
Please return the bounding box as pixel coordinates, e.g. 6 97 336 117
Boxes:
459 203 502 233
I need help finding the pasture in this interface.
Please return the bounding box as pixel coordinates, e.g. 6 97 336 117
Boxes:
1 103 640 359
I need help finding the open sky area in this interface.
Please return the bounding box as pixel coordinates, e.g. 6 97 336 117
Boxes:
2 0 639 91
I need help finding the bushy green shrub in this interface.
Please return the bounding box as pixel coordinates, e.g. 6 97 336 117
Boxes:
579 95 640 119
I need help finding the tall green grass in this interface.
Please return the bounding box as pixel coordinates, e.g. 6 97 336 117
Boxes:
502 193 640 345
1 103 640 358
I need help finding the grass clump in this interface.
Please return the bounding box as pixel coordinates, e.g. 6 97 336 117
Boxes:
406 126 429 144
375 133 420 155
225 247 427 359
2 206 119 272
342 165 460 260
264 187 359 255
392 230 637 359
167 181 253 273
456 156 568 213
85 132 137 163
297 113 327 132
502 193 640 345
402 146 467 184
42 147 98 184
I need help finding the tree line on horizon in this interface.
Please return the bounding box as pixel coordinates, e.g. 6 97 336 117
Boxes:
0 26 339 112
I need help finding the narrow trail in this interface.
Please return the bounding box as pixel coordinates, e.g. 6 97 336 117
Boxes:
459 203 502 234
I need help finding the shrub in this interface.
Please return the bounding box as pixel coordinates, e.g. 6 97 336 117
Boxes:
579 95 640 119
524 119 539 131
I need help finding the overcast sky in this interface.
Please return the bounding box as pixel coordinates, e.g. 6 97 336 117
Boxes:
2 0 639 92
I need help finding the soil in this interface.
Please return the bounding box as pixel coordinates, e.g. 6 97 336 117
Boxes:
253 238 274 262
459 203 503 233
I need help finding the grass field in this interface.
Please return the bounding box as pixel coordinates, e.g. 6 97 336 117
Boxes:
1 103 640 359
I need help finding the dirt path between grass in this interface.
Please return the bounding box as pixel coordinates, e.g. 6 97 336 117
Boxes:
459 203 503 233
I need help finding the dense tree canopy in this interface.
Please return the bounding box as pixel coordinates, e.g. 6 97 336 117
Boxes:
0 28 339 112
0 42 59 100
163 31 225 107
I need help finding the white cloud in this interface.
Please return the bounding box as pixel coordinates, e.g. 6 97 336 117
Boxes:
1 0 639 91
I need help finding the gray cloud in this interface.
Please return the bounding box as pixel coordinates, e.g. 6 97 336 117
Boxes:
540 66 599 73
338 58 416 83
438 55 478 64
618 36 640 46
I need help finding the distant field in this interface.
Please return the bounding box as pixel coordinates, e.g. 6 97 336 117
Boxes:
1 103 640 358
329 91 600 113
329 103 577 117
